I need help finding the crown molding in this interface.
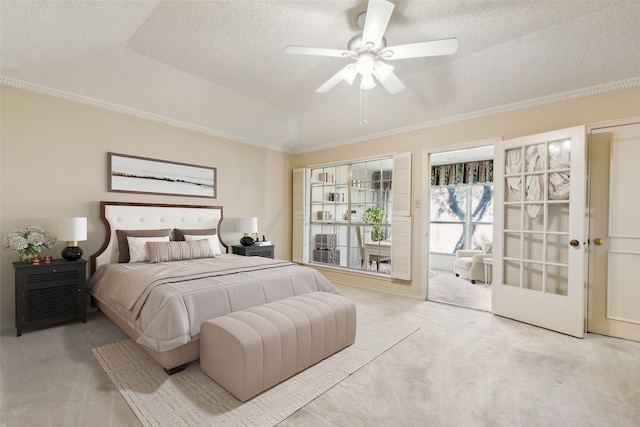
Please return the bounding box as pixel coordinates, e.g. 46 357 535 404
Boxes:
292 77 640 154
0 76 287 153
3 75 638 155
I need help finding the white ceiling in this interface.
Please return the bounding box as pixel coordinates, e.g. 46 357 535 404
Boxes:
2 1 639 153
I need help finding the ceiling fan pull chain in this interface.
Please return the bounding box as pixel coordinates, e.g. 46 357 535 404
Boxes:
359 88 369 125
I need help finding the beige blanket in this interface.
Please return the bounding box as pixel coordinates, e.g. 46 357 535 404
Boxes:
88 255 339 351
91 255 293 317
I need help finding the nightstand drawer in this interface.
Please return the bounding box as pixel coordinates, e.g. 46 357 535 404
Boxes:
231 245 275 259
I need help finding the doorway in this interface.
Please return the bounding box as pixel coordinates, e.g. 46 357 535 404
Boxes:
427 145 494 311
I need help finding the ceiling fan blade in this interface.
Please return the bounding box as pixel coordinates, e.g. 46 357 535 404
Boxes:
362 0 395 49
383 38 459 60
285 45 351 58
316 65 354 93
372 69 406 95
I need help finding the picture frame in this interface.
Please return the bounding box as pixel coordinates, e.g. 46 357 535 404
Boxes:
108 152 216 198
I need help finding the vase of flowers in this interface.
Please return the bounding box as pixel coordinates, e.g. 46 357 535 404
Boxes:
4 226 57 263
363 207 387 241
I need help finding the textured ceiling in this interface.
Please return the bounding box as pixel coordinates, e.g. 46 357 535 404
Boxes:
2 1 639 153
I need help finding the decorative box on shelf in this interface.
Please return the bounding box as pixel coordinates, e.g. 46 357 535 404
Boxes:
315 233 337 250
312 249 340 265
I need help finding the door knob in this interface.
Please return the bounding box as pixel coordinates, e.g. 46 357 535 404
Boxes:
569 239 580 247
593 238 603 246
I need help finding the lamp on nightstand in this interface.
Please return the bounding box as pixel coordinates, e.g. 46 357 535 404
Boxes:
57 217 87 261
237 217 258 246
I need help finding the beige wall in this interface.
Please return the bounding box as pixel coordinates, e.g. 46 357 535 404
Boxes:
0 86 293 325
291 87 640 297
2 84 639 325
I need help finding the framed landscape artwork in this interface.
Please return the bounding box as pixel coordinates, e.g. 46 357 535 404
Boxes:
108 152 216 198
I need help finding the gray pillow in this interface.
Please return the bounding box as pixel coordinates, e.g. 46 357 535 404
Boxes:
115 229 172 263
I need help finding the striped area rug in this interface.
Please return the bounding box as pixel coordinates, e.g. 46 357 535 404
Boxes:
92 315 419 427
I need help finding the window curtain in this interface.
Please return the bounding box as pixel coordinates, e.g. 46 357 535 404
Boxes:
431 160 493 186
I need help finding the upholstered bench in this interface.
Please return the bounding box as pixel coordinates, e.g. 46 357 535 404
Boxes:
200 292 356 401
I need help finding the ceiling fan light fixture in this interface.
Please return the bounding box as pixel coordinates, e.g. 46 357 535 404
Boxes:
360 73 376 90
356 54 375 75
374 61 394 81
341 65 357 85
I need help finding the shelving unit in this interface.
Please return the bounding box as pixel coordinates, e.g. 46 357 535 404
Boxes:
308 158 393 272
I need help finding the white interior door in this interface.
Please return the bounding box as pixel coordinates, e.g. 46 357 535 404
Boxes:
492 126 587 337
588 122 640 341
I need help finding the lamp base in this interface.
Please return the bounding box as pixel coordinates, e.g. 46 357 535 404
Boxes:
240 236 255 246
62 246 83 261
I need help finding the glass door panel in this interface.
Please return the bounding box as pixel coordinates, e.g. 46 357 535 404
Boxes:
493 126 586 338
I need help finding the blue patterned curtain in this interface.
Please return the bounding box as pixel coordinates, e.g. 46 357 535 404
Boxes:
431 160 493 186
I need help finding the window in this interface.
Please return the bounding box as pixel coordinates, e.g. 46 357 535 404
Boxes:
293 153 412 280
430 183 493 253
308 157 394 273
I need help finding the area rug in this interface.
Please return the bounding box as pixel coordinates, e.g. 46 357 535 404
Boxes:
92 315 419 427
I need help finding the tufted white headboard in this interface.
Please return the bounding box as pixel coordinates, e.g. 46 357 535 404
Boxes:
90 201 224 273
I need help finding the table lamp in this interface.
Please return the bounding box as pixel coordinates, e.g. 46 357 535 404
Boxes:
236 217 258 246
57 217 87 261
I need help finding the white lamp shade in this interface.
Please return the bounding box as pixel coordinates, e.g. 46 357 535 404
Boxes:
57 217 87 243
236 217 258 234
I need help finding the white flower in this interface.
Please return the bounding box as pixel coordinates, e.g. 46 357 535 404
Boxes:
3 226 56 252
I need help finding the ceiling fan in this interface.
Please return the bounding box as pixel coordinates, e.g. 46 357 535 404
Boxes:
285 0 458 95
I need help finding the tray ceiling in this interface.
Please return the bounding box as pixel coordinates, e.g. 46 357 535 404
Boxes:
2 1 639 153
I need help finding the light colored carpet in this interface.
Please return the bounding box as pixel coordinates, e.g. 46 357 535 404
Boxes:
428 270 491 311
92 316 419 427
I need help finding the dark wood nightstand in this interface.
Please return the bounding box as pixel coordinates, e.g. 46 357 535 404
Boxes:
13 259 87 336
231 244 275 259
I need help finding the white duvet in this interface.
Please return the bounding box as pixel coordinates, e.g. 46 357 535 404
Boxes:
88 254 338 351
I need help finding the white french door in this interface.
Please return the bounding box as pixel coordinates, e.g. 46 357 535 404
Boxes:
492 126 587 337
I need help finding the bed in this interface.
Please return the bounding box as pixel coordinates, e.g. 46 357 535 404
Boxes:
88 201 338 373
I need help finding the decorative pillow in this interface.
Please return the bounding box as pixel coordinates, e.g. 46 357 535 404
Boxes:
147 240 214 263
127 236 170 263
116 229 172 263
184 234 222 256
174 228 217 241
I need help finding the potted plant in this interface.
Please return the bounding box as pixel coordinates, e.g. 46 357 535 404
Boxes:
363 207 387 241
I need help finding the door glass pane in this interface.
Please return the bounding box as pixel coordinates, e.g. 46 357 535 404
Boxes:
523 233 544 261
505 177 522 202
503 260 520 287
524 205 544 231
546 265 568 296
548 139 571 170
525 175 544 218
504 205 522 230
522 262 543 291
526 144 545 172
505 148 522 174
546 234 568 265
549 172 570 200
503 232 521 258
547 203 569 232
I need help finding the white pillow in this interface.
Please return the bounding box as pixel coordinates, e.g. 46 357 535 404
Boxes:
127 236 170 263
184 234 222 256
